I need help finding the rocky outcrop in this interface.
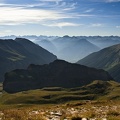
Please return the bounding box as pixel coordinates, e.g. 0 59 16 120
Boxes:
3 60 113 93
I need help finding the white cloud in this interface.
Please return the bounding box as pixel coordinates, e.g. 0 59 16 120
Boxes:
39 0 62 1
84 8 94 13
0 3 46 8
105 0 120 2
0 1 96 30
0 6 73 25
116 26 120 28
43 22 82 28
0 3 91 26
37 0 77 11
90 0 120 2
38 0 63 5
77 14 95 17
91 23 103 27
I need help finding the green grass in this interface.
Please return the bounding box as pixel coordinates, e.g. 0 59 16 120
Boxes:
0 80 120 105
0 80 120 119
0 83 2 92
8 56 25 61
0 46 26 62
0 100 120 120
97 81 120 100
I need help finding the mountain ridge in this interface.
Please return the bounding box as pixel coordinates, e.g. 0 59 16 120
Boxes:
3 60 113 93
0 38 57 82
77 44 120 82
37 36 100 62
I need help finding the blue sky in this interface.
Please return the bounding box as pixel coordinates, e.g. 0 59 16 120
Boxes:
0 0 120 36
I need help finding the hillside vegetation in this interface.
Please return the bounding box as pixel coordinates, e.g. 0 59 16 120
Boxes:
0 83 2 93
78 44 120 82
0 80 120 120
108 64 120 82
1 80 120 105
0 38 57 82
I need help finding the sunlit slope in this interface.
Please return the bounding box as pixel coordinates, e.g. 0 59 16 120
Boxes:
78 44 120 82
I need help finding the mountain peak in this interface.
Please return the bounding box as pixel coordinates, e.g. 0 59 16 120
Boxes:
15 38 34 44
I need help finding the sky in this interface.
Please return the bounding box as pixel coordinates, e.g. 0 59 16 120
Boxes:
0 0 120 36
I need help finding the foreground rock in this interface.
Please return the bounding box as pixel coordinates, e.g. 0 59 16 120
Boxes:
0 101 120 120
3 60 113 93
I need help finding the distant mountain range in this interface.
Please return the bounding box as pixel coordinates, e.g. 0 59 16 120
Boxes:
84 36 120 49
35 39 57 54
1 35 120 62
36 36 100 62
77 44 120 82
0 38 57 82
3 60 113 93
0 35 120 83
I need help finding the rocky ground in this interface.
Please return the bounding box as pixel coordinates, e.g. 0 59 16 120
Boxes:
0 101 120 120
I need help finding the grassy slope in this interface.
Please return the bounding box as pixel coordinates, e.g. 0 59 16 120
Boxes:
0 80 120 105
0 83 2 92
78 44 120 70
0 81 120 119
0 97 120 120
108 64 120 81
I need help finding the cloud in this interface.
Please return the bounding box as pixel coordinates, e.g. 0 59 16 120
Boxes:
105 0 120 2
77 14 95 17
0 3 46 8
90 0 120 2
39 0 62 1
84 8 94 13
0 0 78 26
91 23 103 27
43 22 82 28
0 2 91 26
116 26 120 28
0 6 74 25
38 0 63 5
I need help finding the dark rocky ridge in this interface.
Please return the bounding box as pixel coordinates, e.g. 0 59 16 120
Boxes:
3 60 113 93
0 38 57 82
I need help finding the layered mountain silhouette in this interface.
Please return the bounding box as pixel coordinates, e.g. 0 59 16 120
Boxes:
0 38 57 82
2 35 120 63
77 44 120 82
86 36 120 49
36 36 100 62
35 39 57 53
3 60 113 93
